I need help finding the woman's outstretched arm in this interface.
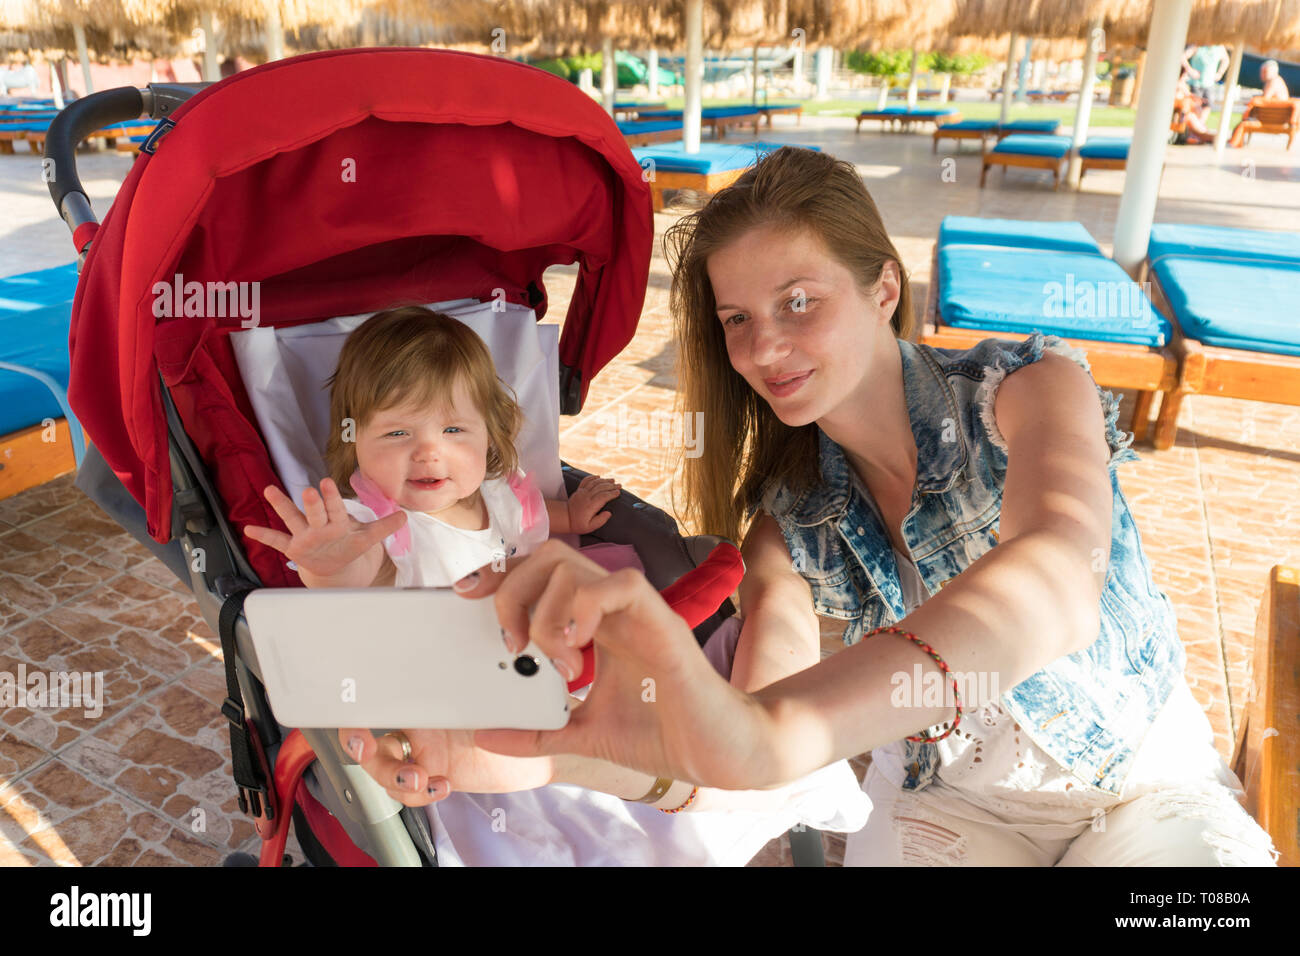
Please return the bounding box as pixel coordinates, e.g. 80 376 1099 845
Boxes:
755 350 1115 782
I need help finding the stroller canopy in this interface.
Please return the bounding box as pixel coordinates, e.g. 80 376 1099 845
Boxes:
68 48 653 551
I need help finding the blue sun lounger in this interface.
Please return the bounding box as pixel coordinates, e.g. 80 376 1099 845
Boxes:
1138 223 1300 446
631 141 820 211
922 216 1181 447
634 106 761 138
1078 137 1132 184
0 263 85 498
618 119 682 146
932 119 1000 152
980 134 1074 189
995 118 1062 137
857 106 961 133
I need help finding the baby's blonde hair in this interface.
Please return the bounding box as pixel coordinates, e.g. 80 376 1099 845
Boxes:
324 306 521 495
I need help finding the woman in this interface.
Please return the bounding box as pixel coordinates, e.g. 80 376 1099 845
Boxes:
342 147 1276 866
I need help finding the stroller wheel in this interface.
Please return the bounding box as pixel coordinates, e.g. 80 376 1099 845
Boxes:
221 851 258 867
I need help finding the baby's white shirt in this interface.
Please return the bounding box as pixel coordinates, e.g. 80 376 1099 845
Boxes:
341 475 545 587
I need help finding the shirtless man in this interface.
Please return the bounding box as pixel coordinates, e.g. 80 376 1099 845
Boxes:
1229 60 1294 147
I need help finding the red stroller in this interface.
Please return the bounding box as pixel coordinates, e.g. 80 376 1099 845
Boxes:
49 48 785 866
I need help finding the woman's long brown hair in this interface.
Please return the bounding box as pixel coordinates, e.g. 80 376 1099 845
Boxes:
664 146 915 545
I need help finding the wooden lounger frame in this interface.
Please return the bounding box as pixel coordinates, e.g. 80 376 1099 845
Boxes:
932 124 997 153
760 104 802 127
921 242 1181 448
0 121 157 154
856 110 961 134
980 140 1070 189
994 123 1062 139
1231 565 1300 866
1078 154 1127 184
1143 265 1300 449
644 167 748 212
0 417 77 500
622 125 682 147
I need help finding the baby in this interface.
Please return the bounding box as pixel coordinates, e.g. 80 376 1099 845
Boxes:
243 306 622 589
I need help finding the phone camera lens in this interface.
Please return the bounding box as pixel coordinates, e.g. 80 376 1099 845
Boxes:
513 655 540 677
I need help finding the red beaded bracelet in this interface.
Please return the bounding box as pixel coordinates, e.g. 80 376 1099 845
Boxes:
660 785 699 814
865 625 963 743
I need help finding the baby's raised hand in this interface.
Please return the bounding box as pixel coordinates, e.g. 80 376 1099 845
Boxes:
243 478 406 582
566 474 622 535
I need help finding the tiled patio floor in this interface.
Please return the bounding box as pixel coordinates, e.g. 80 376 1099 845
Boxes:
2 110 1297 866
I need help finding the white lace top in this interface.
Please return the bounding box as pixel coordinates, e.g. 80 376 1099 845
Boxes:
341 475 546 588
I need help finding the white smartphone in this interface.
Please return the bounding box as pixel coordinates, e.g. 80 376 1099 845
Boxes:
243 588 571 730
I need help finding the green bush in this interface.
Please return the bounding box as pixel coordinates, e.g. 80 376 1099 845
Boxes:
929 52 991 76
531 58 571 80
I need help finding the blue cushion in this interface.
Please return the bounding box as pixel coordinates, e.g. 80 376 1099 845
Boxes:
617 120 681 134
0 262 78 314
938 217 1102 255
631 141 819 175
999 119 1061 133
1152 257 1300 356
0 120 49 132
1148 223 1300 268
907 108 960 118
992 134 1073 158
1078 138 1131 159
860 106 910 115
938 246 1171 347
636 106 760 119
758 102 802 111
937 119 999 131
0 301 73 436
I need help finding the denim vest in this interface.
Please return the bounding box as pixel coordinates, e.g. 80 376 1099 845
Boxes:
762 332 1185 795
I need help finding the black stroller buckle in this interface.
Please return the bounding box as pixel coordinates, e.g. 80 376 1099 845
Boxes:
222 696 277 832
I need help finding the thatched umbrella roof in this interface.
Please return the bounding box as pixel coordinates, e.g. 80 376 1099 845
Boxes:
947 0 1300 50
1109 0 1300 48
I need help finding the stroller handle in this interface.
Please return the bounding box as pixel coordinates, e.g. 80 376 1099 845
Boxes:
46 83 210 261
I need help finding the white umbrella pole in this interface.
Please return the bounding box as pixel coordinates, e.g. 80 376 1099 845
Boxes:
906 48 918 110
648 48 659 98
50 61 64 109
201 10 220 82
684 0 703 153
1213 41 1246 157
602 36 616 114
1113 0 1193 274
72 23 93 95
1000 32 1017 123
265 2 285 62
1067 18 1103 186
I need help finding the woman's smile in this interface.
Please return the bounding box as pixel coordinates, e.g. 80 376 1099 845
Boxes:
763 369 813 397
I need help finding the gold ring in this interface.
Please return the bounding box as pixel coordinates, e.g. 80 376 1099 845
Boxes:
383 730 413 762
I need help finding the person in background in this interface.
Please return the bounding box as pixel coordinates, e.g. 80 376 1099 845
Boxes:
1180 44 1228 121
1229 60 1293 147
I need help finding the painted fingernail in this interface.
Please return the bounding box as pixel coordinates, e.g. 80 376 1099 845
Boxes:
347 735 364 761
396 770 419 791
427 780 443 797
551 657 574 682
452 571 480 592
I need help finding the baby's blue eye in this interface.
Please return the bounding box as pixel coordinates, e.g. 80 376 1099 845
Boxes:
444 426 462 435
385 430 407 438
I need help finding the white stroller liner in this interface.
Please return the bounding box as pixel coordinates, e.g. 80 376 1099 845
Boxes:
232 303 872 865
